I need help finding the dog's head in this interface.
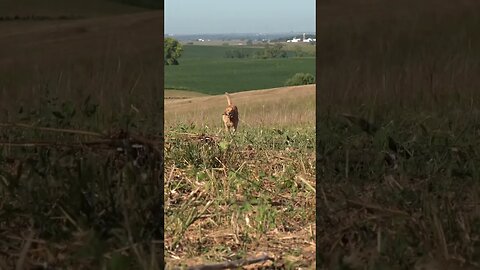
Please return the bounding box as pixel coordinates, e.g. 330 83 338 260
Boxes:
224 107 236 119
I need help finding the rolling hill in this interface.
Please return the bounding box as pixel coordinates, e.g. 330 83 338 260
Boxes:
164 85 316 129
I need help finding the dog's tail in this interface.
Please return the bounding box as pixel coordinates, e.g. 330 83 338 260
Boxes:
225 92 232 106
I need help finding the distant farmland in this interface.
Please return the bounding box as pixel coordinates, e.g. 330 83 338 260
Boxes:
164 44 315 94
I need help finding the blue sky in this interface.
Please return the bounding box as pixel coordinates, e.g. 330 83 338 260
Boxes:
165 0 315 35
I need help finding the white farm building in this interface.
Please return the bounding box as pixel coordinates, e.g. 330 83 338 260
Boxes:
287 33 315 43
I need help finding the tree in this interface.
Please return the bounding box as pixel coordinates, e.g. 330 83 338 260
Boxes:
285 73 315 86
265 43 287 58
164 37 183 65
294 45 305 57
254 43 287 59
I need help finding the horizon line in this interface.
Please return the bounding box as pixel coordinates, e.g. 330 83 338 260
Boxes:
165 31 316 36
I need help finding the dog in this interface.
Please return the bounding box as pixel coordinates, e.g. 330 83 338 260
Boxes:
222 92 239 133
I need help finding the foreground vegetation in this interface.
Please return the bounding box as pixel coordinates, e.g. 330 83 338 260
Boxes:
318 1 480 269
164 126 315 269
164 86 316 268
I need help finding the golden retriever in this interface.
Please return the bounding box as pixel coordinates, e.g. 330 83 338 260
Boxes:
222 92 239 133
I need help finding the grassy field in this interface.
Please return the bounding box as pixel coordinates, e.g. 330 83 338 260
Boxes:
164 85 316 268
164 90 208 99
164 45 315 94
165 85 315 129
0 2 163 269
318 0 480 269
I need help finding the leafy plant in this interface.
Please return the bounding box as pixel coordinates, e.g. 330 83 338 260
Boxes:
285 73 315 86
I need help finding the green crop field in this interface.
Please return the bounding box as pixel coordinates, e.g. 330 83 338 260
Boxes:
164 45 315 94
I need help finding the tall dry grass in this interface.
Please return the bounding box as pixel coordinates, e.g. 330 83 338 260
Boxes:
318 0 480 115
317 1 480 268
164 85 316 130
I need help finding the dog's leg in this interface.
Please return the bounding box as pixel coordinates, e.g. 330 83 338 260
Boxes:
233 121 238 133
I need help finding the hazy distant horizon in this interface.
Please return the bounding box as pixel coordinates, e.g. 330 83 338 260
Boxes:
165 0 315 35
165 31 316 36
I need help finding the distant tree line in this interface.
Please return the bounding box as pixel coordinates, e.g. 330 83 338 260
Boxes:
225 49 251 59
258 43 287 58
293 45 316 57
224 43 287 59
